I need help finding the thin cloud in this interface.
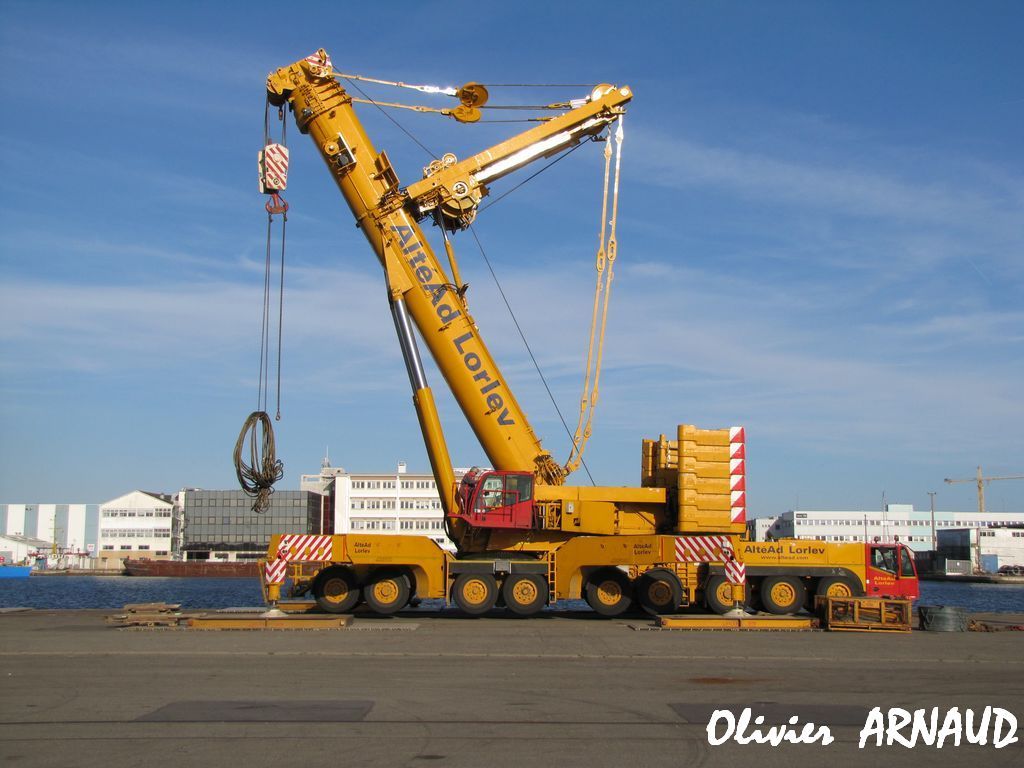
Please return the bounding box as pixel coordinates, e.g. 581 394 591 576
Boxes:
632 129 1022 241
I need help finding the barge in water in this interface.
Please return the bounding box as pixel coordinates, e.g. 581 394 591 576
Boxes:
123 558 259 578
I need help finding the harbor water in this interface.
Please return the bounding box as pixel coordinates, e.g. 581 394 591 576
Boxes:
2 575 1024 612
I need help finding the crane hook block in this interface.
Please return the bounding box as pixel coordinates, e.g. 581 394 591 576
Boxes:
259 143 290 193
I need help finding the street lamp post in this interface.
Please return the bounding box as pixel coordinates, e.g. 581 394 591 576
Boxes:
928 491 937 551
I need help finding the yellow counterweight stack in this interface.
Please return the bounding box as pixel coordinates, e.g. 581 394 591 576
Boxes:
642 424 747 534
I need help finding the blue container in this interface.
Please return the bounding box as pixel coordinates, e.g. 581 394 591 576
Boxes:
980 554 999 574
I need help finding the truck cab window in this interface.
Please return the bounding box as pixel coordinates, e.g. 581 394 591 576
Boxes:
872 547 897 574
899 548 916 577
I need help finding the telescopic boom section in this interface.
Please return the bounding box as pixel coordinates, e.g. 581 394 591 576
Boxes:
266 51 629 506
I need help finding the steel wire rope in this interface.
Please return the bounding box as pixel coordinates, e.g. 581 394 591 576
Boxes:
467 225 595 486
334 71 593 90
483 83 595 88
342 77 439 160
234 411 285 514
478 139 591 214
257 101 288 419
238 103 289 513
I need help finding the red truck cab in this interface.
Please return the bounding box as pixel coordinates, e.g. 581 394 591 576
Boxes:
454 469 535 530
865 543 919 600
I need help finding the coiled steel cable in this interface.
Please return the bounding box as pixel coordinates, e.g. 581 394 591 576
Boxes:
234 411 284 513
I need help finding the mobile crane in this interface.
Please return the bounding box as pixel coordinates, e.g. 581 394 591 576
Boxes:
258 50 919 616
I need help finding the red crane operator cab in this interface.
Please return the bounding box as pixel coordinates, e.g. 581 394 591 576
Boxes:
454 468 535 530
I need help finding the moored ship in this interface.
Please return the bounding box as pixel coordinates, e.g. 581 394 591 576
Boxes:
123 559 259 578
0 564 33 578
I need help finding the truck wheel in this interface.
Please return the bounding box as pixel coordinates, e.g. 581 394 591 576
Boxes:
761 576 806 615
636 569 683 615
502 574 547 616
452 573 498 616
363 569 411 615
816 576 861 599
313 566 361 614
585 568 633 617
703 575 737 615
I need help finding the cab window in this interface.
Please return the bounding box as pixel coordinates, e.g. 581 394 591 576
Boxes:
475 475 504 512
899 547 916 577
505 474 532 505
872 547 897 574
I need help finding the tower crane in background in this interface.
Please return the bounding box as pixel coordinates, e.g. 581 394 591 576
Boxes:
944 466 1024 516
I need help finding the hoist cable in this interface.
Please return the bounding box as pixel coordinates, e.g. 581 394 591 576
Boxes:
343 78 438 160
239 101 288 513
275 211 286 420
483 83 595 88
351 96 580 115
259 215 273 412
258 100 288 418
333 71 593 91
467 225 595 486
480 103 581 111
478 138 591 214
566 132 614 474
579 117 625 456
332 71 458 97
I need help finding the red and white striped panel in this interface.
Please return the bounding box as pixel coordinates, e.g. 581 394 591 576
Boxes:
264 559 288 585
303 50 333 75
725 559 746 585
675 535 733 563
729 426 746 524
259 143 289 193
276 534 333 562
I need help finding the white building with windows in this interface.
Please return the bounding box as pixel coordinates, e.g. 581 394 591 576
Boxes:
97 491 179 567
765 504 1024 552
938 527 1024 572
746 515 779 542
301 461 468 552
0 503 99 561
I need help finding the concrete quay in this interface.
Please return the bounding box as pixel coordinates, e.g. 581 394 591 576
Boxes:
1 608 1022 768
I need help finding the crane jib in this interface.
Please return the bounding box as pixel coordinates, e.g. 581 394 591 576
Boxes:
390 225 516 427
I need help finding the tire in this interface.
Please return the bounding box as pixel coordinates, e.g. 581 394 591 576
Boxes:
761 576 806 615
452 573 499 616
815 576 862 599
584 568 633 617
502 574 548 617
363 569 411 615
704 575 736 615
636 569 683 615
313 567 360 614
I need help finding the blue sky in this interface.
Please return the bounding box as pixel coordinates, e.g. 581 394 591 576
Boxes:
1 1 1021 518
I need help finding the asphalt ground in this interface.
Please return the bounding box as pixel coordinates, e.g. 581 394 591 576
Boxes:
1 608 1022 768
